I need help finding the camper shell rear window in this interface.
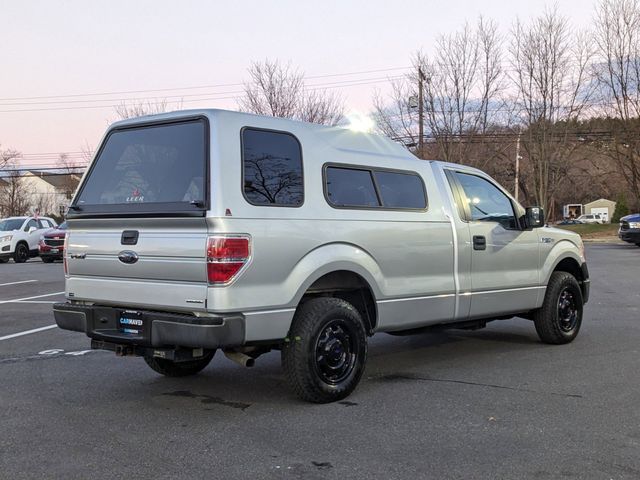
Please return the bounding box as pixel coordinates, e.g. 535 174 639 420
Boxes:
70 117 209 218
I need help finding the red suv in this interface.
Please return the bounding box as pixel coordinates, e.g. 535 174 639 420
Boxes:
39 221 67 263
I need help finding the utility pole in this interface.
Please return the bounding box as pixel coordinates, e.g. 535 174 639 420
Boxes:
514 127 521 202
418 66 426 158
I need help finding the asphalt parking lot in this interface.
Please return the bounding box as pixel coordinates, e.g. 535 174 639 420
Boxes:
0 244 639 479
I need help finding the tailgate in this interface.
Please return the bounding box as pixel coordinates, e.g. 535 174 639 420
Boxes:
66 217 209 312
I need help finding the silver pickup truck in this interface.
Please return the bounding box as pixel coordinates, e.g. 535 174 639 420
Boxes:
54 109 589 403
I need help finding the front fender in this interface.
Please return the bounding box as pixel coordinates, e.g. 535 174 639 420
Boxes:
540 239 584 286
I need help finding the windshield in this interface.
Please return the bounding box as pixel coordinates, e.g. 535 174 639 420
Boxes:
0 219 25 231
73 118 207 216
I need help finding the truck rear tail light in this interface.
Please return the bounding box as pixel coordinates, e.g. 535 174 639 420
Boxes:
206 235 251 285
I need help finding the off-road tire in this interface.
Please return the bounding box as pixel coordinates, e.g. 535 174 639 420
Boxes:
144 350 215 377
282 297 368 403
13 243 29 263
534 271 583 345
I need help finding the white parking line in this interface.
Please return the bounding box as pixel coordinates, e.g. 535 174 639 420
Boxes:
0 324 57 341
0 291 65 305
0 280 38 287
13 300 57 304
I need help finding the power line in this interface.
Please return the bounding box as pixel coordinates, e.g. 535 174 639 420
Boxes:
0 166 87 173
0 66 411 103
0 75 406 114
0 75 407 108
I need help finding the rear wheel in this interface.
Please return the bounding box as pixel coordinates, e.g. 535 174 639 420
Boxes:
534 272 583 344
13 243 29 263
144 350 215 377
41 257 55 263
282 297 368 403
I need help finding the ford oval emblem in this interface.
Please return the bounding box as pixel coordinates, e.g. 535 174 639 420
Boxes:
118 250 139 264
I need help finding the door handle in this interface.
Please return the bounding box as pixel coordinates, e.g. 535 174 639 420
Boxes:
473 235 486 251
121 230 139 245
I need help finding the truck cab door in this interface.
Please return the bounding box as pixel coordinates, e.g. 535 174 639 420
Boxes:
447 171 541 319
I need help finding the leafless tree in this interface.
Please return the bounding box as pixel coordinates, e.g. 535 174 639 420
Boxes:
509 8 594 214
0 161 33 217
1 146 21 170
592 0 640 205
373 17 509 169
57 153 82 200
238 59 344 126
372 80 420 148
243 155 303 204
80 141 94 165
114 98 182 120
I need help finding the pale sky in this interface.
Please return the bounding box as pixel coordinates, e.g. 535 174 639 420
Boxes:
1 0 597 166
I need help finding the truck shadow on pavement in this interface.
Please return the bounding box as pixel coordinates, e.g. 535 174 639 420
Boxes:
141 325 550 408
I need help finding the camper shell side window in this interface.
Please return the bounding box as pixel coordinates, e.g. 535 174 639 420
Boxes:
241 127 304 207
323 164 428 211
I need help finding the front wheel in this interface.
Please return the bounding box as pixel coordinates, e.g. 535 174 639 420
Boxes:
534 272 583 344
144 350 215 377
282 297 368 403
13 243 29 263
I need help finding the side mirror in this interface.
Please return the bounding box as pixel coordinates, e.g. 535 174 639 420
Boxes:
28 226 37 234
524 206 544 229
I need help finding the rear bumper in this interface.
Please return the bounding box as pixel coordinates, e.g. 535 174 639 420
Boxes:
53 302 245 349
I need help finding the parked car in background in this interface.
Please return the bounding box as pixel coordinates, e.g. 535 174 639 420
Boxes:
558 219 583 225
576 214 603 224
0 216 58 263
618 214 640 246
39 221 68 263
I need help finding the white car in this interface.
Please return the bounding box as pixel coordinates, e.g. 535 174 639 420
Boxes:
576 214 603 224
0 216 58 263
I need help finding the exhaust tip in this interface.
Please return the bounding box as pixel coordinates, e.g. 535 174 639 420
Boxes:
224 350 255 368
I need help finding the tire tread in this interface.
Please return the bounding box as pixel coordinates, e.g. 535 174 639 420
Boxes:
282 297 367 403
534 271 583 344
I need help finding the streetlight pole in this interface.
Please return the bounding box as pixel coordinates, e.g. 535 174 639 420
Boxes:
418 67 426 158
514 127 521 202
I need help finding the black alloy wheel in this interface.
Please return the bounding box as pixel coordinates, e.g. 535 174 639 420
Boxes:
14 244 29 263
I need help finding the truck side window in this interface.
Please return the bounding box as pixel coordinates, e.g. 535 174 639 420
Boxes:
325 167 380 207
373 171 426 209
454 172 517 229
242 128 304 207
